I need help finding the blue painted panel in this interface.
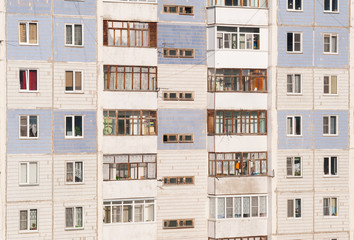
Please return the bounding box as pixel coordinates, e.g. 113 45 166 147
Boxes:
314 28 349 68
157 109 206 150
7 15 52 61
7 0 51 14
314 111 348 149
314 0 349 27
54 0 96 16
158 0 206 23
157 23 206 65
277 0 313 26
53 17 96 62
277 26 313 67
8 109 52 154
53 110 97 154
277 110 313 150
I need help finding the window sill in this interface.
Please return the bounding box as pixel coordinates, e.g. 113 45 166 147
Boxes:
323 11 340 14
286 93 302 96
323 93 338 96
286 135 302 137
19 183 39 186
19 43 39 46
19 230 38 233
322 134 338 137
19 137 39 140
64 91 84 94
65 227 84 231
65 182 84 185
286 51 303 54
65 136 84 139
286 176 303 179
65 45 84 48
323 175 339 178
323 52 339 55
287 9 303 12
19 90 39 93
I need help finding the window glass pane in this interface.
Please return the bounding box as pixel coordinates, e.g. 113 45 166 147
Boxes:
234 197 241 218
66 116 73 136
104 206 111 223
331 76 337 94
29 23 37 44
67 162 73 182
29 162 37 184
112 206 121 222
324 157 329 175
74 116 82 137
331 157 337 175
20 23 27 43
294 157 301 176
134 204 144 222
251 196 258 217
66 208 73 228
20 210 28 230
243 197 250 217
295 199 301 217
21 163 27 184
76 207 83 227
260 196 267 217
29 116 37 137
74 25 83 46
66 25 73 45
217 197 225 218
144 203 154 221
29 209 37 230
288 199 294 217
75 72 82 91
75 162 83 182
66 71 74 91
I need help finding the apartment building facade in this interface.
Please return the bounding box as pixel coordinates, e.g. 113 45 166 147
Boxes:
0 0 353 240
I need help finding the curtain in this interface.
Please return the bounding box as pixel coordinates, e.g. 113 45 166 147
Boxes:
20 23 27 43
29 70 37 91
66 208 73 228
29 162 37 184
21 163 27 184
29 23 37 44
76 207 83 227
66 71 73 91
75 162 83 182
75 72 82 91
20 70 26 90
20 210 28 230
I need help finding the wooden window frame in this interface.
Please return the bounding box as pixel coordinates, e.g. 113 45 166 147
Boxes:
163 219 194 229
163 91 194 101
208 0 268 8
103 110 157 136
163 48 194 58
104 65 157 91
163 5 194 15
163 176 194 185
208 68 267 92
209 152 267 177
207 110 267 135
103 154 157 181
163 134 194 143
103 20 157 48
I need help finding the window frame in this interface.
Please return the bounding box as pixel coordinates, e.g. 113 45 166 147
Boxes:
19 69 38 92
286 156 302 177
323 197 338 217
19 162 39 186
64 23 84 47
163 5 194 15
216 26 260 51
208 0 268 8
65 206 84 230
323 75 338 95
163 219 194 229
65 70 83 93
163 48 194 58
208 237 268 240
286 115 302 136
163 91 194 101
322 115 338 136
163 176 194 185
19 209 38 232
65 161 84 184
323 156 338 177
287 198 302 218
287 0 303 11
324 0 339 13
18 21 39 45
323 33 338 54
163 134 194 143
286 74 302 95
286 32 302 53
65 115 84 139
19 115 39 139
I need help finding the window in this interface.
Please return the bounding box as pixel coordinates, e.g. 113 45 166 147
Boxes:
103 110 157 136
20 70 37 91
323 197 337 216
19 115 38 138
287 0 302 10
287 74 301 94
210 195 267 219
103 199 155 223
20 209 37 231
65 207 83 229
104 66 157 91
163 134 193 143
323 116 337 135
65 116 83 138
103 21 157 47
287 157 302 177
324 0 338 12
163 219 194 229
287 199 301 218
65 71 82 92
209 237 267 240
323 34 338 53
286 116 301 136
209 152 267 177
217 27 260 50
66 161 83 183
163 5 194 15
207 110 267 135
163 48 194 58
323 76 337 94
208 0 268 8
287 32 302 53
208 69 267 92
103 154 156 181
19 22 38 45
324 157 337 176
163 92 194 101
163 176 194 185
65 24 83 46
19 162 38 185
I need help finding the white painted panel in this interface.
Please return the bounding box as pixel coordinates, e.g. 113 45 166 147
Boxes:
103 223 157 240
212 51 268 68
214 135 267 152
207 8 215 25
212 218 268 238
215 93 267 110
209 8 268 26
213 177 268 195
102 47 157 66
207 27 216 50
207 93 215 109
207 136 215 152
103 92 157 110
103 180 157 199
102 136 157 154
102 2 157 22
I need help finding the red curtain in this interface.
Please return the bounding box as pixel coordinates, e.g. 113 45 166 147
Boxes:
29 70 37 91
20 70 26 90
